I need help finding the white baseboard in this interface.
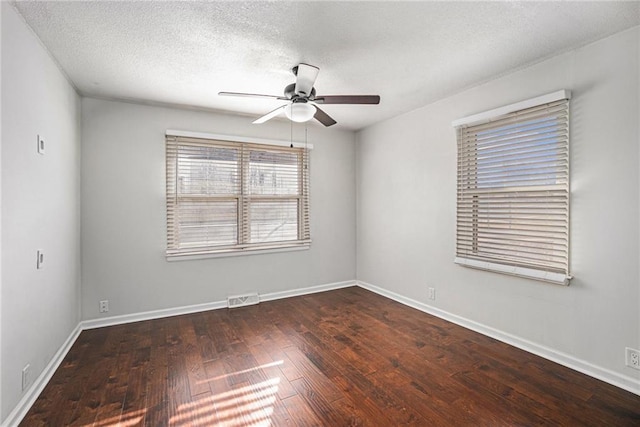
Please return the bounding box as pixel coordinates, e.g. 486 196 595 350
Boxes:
260 280 356 302
82 280 357 330
357 280 640 397
81 300 228 330
2 280 357 427
1 323 83 427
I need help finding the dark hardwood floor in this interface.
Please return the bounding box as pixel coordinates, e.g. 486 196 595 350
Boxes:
21 287 640 426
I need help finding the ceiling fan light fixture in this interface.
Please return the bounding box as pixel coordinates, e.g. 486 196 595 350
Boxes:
284 102 316 123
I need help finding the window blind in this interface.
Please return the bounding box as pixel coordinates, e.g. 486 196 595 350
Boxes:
454 92 570 285
166 135 310 258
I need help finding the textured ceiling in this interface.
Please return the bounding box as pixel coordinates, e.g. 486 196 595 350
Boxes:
12 1 640 131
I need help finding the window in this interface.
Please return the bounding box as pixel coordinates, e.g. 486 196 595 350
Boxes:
452 91 571 285
166 132 310 258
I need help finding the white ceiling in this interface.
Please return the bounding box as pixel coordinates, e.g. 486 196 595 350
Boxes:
12 1 640 131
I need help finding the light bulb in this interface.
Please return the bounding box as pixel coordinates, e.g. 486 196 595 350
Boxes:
284 102 316 123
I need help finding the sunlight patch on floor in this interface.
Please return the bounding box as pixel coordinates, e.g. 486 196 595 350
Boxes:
170 376 281 426
197 360 284 384
90 408 146 427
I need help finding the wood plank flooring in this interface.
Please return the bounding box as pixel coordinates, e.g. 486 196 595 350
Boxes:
21 287 640 426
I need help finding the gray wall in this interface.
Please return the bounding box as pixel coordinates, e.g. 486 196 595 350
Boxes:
2 4 638 421
0 3 4 419
1 3 81 421
81 98 356 319
356 27 640 385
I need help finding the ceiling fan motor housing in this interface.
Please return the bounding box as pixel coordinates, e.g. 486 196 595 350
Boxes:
285 83 315 100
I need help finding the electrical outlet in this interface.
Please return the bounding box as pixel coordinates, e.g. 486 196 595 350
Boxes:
22 364 31 390
99 300 109 313
36 250 44 269
428 287 436 301
37 135 45 154
626 347 640 370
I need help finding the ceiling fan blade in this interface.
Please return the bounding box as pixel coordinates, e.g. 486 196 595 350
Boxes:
253 105 287 124
294 63 319 97
219 91 287 100
313 105 337 127
313 95 380 105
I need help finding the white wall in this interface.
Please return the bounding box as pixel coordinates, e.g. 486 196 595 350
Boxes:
81 98 356 319
1 3 81 422
357 27 640 389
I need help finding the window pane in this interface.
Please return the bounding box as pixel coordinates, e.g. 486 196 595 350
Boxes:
473 117 566 189
178 145 240 195
250 200 298 243
167 136 310 257
248 150 299 195
455 96 569 281
177 200 237 248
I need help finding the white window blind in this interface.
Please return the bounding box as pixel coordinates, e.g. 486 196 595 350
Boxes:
166 135 310 258
453 91 571 285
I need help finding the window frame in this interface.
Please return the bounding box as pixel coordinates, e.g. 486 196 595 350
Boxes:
452 90 571 285
165 130 312 260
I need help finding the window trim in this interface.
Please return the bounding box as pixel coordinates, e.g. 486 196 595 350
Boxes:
166 244 309 261
166 129 314 149
452 90 572 285
165 131 312 260
452 90 570 128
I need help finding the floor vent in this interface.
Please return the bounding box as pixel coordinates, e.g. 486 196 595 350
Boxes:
227 293 260 308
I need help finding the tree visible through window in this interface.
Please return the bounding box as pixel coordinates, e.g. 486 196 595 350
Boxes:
166 135 310 257
454 92 571 284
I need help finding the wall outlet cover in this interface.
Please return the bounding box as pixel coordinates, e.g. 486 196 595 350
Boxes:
626 347 640 370
99 300 109 313
22 364 31 390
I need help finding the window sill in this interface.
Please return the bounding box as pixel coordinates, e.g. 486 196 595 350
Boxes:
454 257 571 286
167 244 310 261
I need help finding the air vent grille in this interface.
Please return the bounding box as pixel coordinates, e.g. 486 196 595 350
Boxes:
227 293 260 308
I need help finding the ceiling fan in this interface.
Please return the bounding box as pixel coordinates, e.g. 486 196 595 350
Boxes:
219 63 380 127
